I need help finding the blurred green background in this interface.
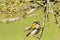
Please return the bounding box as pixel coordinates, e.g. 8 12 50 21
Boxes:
0 0 60 40
0 15 60 40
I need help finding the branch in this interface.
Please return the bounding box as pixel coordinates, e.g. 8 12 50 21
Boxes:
33 35 40 40
53 12 60 28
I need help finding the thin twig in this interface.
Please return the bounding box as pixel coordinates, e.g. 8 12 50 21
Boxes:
54 12 60 28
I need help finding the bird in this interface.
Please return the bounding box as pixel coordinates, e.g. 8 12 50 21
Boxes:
25 21 40 37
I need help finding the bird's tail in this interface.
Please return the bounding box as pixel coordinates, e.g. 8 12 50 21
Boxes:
26 32 31 37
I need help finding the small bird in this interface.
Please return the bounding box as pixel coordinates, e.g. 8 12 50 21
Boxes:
25 21 40 37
